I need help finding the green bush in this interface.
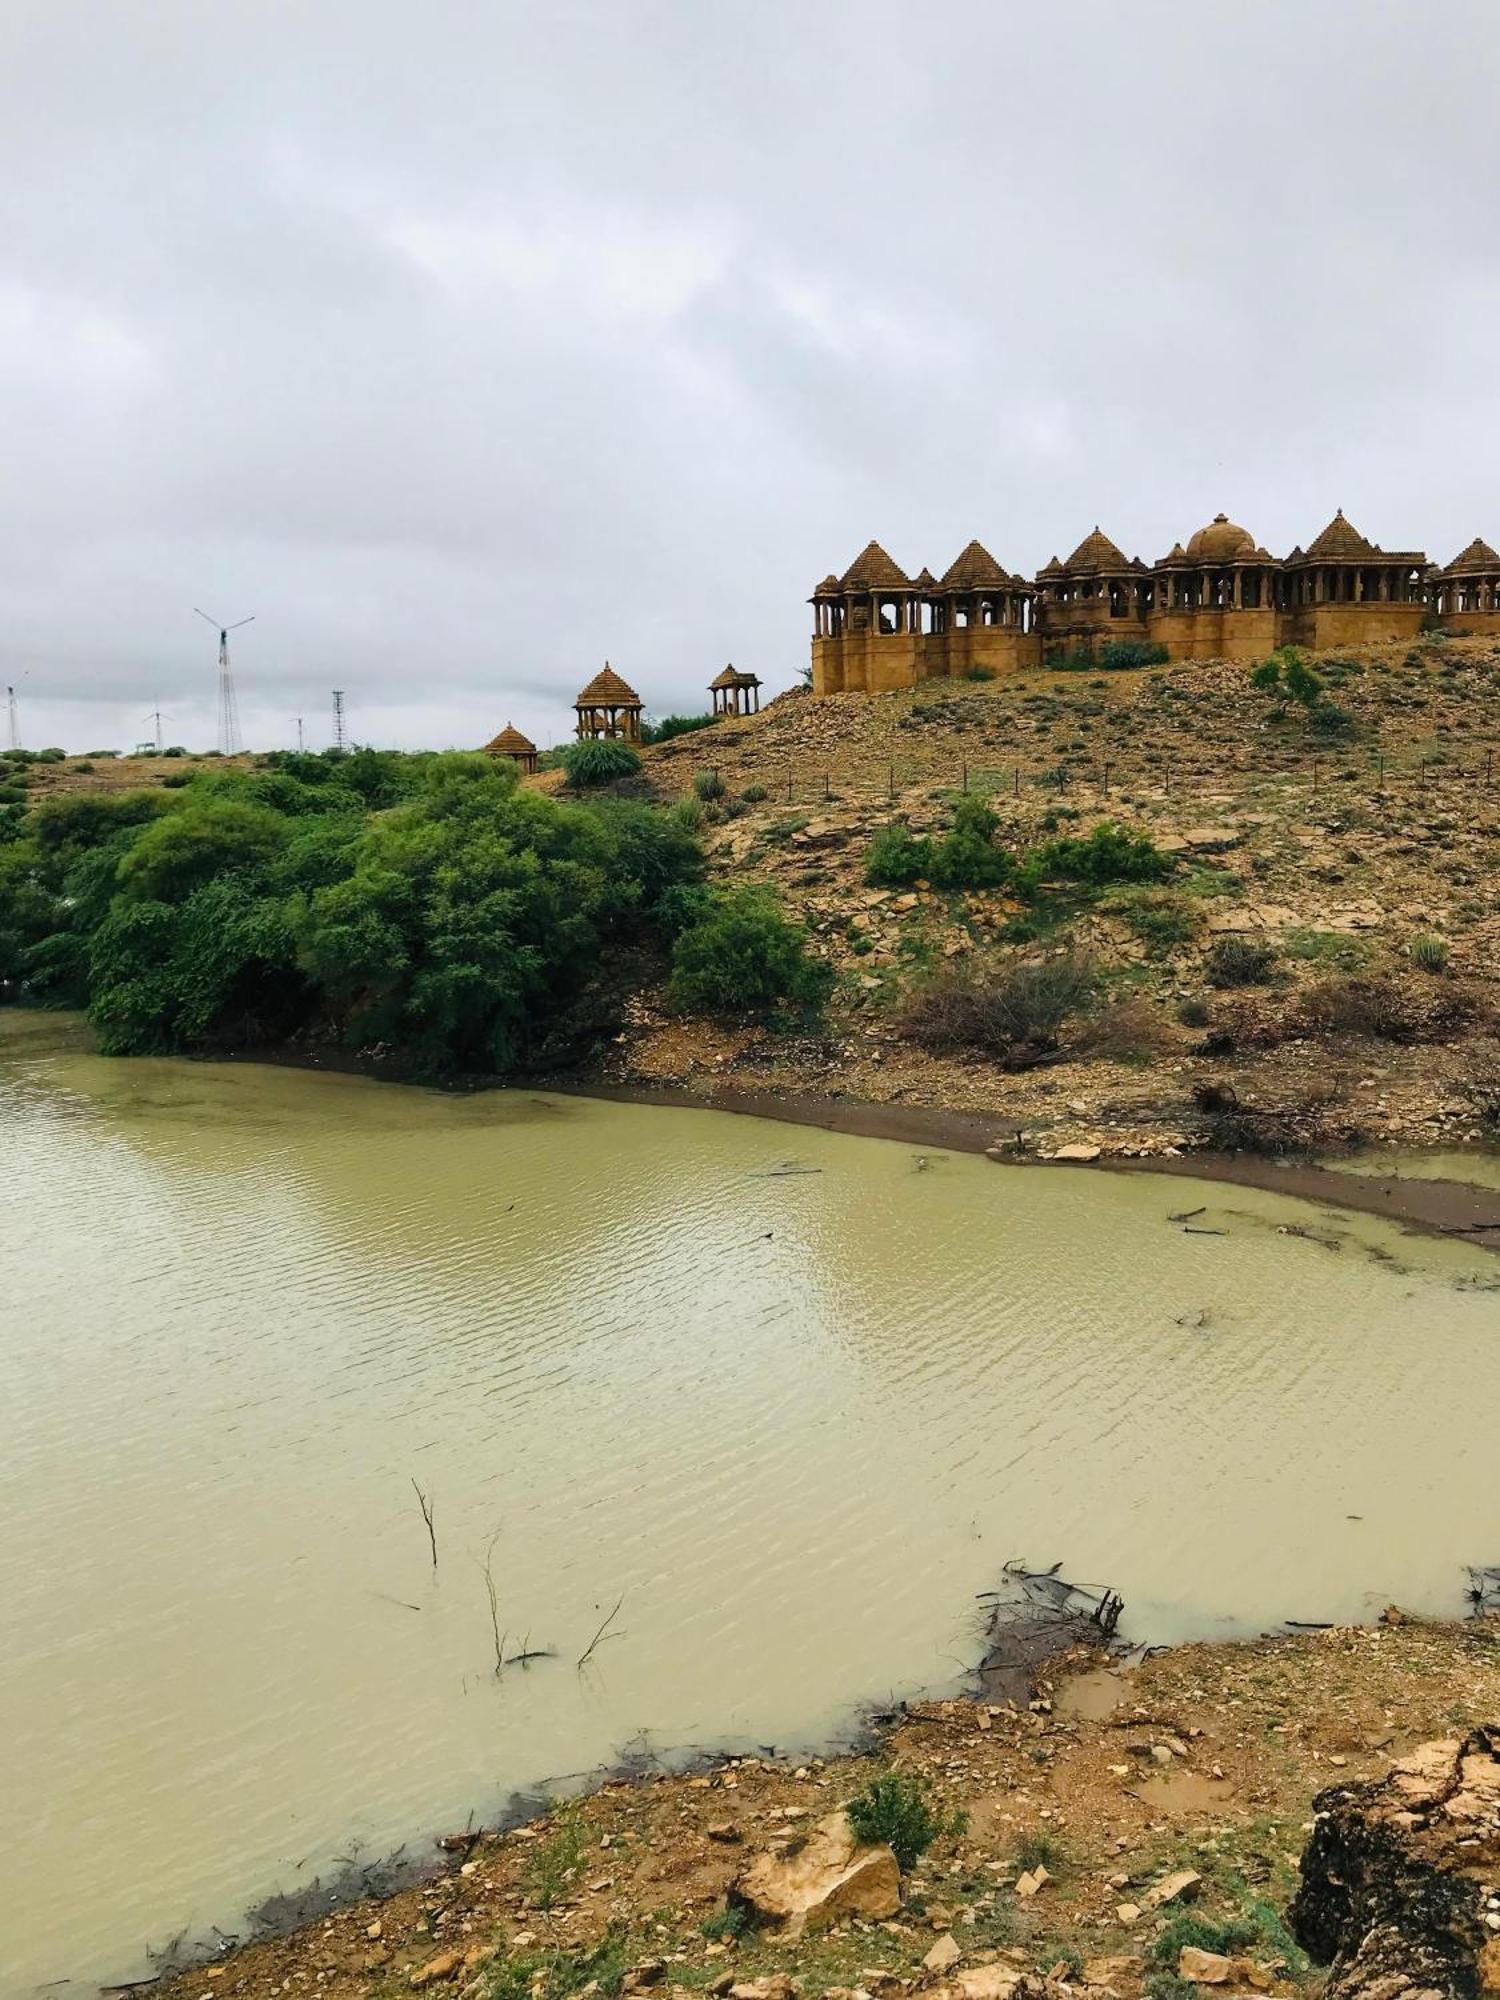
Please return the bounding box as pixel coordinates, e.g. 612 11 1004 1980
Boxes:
1410 932 1450 973
1206 936 1278 987
865 823 932 888
1109 888 1199 954
692 768 726 802
929 795 1011 891
1099 640 1169 669
1033 822 1169 888
844 1773 939 1873
668 885 832 1019
560 739 642 787
963 665 996 682
741 784 768 804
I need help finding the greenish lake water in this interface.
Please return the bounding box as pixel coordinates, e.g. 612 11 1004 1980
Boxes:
2 1011 1496 1996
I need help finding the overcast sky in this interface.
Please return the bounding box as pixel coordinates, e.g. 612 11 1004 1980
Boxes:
2 1 1497 754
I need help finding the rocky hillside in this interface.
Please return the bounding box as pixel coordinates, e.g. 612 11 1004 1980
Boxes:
614 638 1500 1160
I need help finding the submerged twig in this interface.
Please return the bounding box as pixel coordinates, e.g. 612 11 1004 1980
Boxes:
412 1479 438 1569
577 1593 627 1670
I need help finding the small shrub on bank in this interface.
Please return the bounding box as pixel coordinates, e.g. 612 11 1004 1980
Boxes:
560 739 642 787
741 784 768 804
1032 821 1169 889
929 795 1010 891
667 885 832 1018
1099 639 1169 670
1206 936 1278 987
899 951 1099 1067
865 823 932 888
692 768 726 802
1410 932 1450 973
963 664 996 682
1296 974 1479 1043
844 1773 939 1872
526 1801 586 1910
1106 887 1199 954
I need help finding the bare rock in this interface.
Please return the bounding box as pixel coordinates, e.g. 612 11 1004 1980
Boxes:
1177 1949 1232 1984
951 1966 1024 2000
409 1950 463 1988
925 1935 963 1975
1289 1726 1500 1999
1082 1956 1143 1994
729 1980 800 2000
1144 1869 1202 1910
732 1810 901 1937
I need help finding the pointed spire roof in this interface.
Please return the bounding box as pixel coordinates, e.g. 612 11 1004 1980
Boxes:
1157 540 1189 565
1063 525 1131 574
812 573 841 595
912 566 938 589
574 662 642 708
1037 555 1064 577
1304 509 1378 561
484 724 537 757
940 538 1009 590
1443 535 1500 575
710 663 760 689
838 540 910 591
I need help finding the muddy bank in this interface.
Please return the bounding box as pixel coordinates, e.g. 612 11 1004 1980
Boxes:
146 1612 1500 2000
544 1077 1500 1251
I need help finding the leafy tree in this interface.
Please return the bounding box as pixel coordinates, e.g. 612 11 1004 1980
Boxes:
116 798 288 903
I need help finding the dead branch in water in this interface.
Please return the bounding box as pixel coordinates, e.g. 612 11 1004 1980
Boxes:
412 1479 438 1569
480 1532 505 1675
577 1593 627 1670
477 1532 556 1676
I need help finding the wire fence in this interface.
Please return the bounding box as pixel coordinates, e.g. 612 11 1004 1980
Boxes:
691 745 1500 814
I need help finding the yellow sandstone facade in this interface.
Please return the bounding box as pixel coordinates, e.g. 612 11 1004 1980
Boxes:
810 512 1500 693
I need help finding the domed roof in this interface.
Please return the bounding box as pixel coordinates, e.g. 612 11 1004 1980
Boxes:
1063 526 1130 574
1185 512 1258 564
575 662 642 708
811 573 841 596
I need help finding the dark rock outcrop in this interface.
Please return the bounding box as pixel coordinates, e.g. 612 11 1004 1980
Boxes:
1289 1728 1500 1999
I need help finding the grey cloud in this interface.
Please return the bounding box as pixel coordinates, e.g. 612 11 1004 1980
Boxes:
1 0 1497 754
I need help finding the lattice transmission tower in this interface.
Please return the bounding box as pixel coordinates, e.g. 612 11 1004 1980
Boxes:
332 689 348 752
195 608 253 755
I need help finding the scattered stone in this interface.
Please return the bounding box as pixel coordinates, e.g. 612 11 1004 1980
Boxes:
623 1962 667 1992
707 1822 741 1844
1052 1144 1102 1162
729 1979 799 2000
1115 1904 1142 1926
1014 1866 1049 1898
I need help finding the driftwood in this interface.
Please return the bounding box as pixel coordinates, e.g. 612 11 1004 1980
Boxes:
975 1559 1125 1703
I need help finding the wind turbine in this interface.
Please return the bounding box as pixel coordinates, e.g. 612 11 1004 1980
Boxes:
194 608 253 756
139 708 172 756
